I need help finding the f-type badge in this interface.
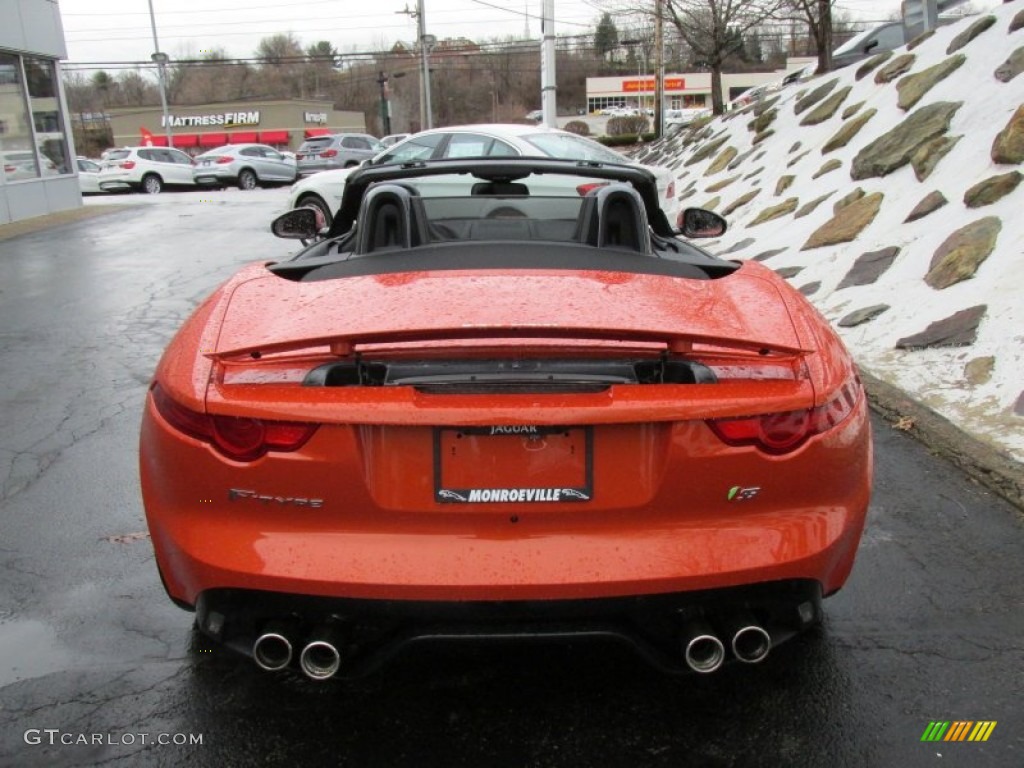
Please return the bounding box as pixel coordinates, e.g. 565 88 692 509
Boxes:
228 488 324 508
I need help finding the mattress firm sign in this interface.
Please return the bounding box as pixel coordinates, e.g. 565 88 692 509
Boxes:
160 111 261 128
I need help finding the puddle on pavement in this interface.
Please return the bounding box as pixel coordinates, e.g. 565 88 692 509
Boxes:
0 619 73 686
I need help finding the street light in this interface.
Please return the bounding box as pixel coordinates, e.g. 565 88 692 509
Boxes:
146 0 172 146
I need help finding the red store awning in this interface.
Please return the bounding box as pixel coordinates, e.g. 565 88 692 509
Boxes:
304 128 331 138
228 132 258 144
259 130 290 144
199 133 228 147
171 133 198 147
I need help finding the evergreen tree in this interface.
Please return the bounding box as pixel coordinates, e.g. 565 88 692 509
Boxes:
594 13 620 60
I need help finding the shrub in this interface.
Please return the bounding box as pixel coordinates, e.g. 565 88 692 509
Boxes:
597 133 657 148
606 115 650 137
562 120 591 136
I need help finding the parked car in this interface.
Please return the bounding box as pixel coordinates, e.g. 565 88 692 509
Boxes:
76 157 104 195
380 133 411 147
285 123 678 231
296 133 385 176
728 85 768 111
192 143 297 189
525 109 543 121
3 149 56 181
665 108 711 127
98 147 196 194
831 21 908 70
141 157 872 680
606 106 641 118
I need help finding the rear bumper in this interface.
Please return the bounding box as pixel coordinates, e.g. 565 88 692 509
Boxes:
99 179 134 190
194 172 233 185
148 500 866 604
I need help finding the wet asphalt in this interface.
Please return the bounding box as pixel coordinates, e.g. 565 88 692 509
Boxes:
0 190 1021 767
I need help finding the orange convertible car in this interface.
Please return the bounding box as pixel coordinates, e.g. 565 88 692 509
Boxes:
140 158 872 680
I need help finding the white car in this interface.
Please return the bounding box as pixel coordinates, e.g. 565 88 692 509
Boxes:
3 149 56 181
192 143 297 189
285 123 678 229
76 157 105 195
381 133 411 147
665 108 711 127
98 146 197 194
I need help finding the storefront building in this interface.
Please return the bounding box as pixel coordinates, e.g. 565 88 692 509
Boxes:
1 0 79 225
107 100 367 155
586 70 791 113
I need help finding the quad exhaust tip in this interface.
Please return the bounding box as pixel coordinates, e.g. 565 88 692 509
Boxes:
252 628 293 672
681 621 726 674
299 630 343 680
730 622 771 664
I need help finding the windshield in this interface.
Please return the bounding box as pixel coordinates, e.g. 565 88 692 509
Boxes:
833 23 899 55
373 133 444 165
106 150 131 161
522 133 628 165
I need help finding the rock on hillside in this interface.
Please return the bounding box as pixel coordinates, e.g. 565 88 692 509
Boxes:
635 2 1024 461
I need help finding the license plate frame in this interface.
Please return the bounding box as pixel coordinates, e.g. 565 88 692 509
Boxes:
433 426 593 504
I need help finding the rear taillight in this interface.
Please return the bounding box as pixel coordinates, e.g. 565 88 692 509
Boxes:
576 182 609 196
151 384 318 461
665 180 675 199
120 160 136 169
215 156 233 164
706 378 860 454
320 149 338 158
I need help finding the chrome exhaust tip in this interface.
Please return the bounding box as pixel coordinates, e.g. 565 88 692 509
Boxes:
299 631 343 680
252 626 293 672
727 616 771 664
681 621 725 674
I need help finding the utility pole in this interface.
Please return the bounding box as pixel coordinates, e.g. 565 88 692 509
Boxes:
399 2 434 130
655 0 664 139
540 0 556 127
377 72 391 135
418 0 433 130
146 0 172 145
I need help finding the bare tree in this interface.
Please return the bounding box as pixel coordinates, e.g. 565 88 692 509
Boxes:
778 0 833 73
255 33 307 98
665 0 784 114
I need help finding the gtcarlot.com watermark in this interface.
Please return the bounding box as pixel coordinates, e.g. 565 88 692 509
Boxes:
24 729 203 747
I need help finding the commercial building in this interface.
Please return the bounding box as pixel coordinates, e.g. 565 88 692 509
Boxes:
1 0 78 225
106 100 367 155
586 69 799 113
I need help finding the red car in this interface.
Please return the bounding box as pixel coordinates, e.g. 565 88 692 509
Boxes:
140 158 872 680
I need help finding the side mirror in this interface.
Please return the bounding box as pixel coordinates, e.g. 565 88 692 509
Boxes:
676 208 727 238
271 208 320 240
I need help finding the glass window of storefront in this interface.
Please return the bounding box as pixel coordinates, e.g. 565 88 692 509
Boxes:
588 93 708 113
0 52 72 182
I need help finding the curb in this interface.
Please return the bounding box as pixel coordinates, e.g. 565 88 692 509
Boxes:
861 369 1024 512
0 204 134 242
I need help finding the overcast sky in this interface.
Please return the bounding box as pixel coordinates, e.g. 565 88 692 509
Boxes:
56 0 912 66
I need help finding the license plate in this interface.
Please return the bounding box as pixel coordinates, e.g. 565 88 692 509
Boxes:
433 426 592 503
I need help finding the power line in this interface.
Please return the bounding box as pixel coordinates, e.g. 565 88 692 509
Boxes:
466 0 595 27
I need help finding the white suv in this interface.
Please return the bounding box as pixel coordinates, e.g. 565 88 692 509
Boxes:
99 147 196 194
